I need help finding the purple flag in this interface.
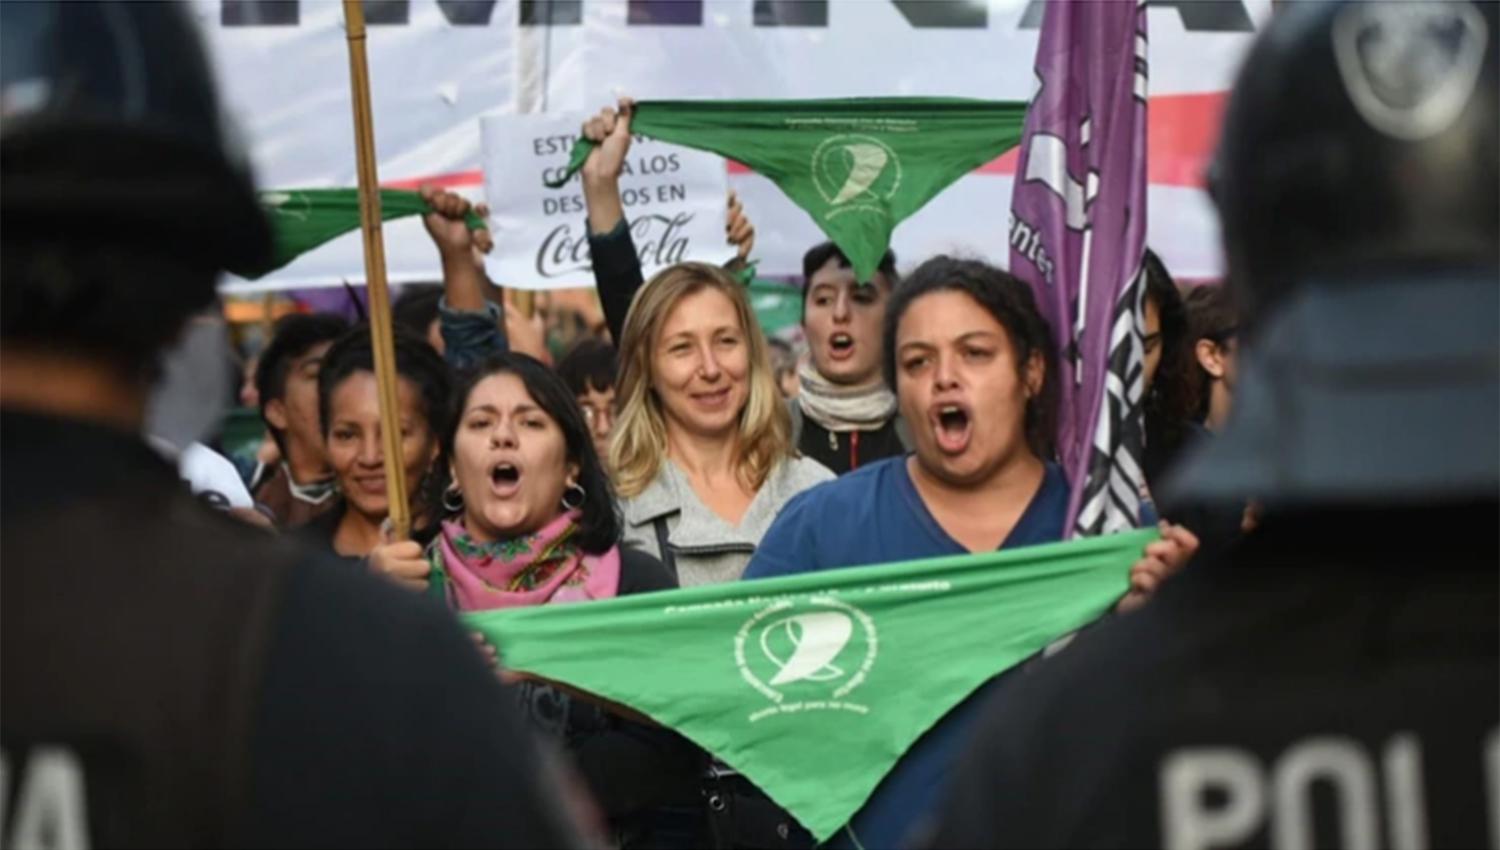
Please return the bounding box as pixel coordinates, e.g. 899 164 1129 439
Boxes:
1008 0 1149 537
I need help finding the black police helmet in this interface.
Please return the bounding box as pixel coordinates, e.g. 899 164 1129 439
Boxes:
1211 0 1498 327
1171 1 1499 507
1 0 272 372
1 0 271 277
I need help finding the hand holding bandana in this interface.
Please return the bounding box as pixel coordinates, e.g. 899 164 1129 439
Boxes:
233 188 487 279
548 98 1029 283
468 529 1153 841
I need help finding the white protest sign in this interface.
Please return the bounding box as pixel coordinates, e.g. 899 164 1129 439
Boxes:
480 113 729 290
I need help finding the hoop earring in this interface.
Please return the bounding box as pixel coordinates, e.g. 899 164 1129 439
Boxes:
561 482 586 511
441 485 464 514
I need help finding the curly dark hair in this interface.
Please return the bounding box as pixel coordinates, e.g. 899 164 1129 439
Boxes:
445 353 622 555
882 256 1058 461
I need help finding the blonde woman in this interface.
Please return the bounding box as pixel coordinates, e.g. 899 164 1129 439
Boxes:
610 262 834 587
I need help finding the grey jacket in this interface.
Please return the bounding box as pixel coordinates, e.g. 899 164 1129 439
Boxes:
620 456 835 587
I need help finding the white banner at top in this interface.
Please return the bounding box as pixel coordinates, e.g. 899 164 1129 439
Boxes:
198 0 1272 292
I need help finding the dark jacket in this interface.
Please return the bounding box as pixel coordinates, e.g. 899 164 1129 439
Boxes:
296 499 440 567
505 548 706 848
589 218 646 346
1 411 581 848
789 398 908 476
429 540 705 848
927 502 1499 849
250 462 337 530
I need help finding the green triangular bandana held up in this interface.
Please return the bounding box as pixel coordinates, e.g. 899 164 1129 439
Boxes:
545 98 1029 283
234 188 485 279
466 529 1153 842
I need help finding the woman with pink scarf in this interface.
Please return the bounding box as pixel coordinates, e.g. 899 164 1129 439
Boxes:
426 352 705 849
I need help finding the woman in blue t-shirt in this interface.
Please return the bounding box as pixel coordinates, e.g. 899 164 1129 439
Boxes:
745 256 1197 848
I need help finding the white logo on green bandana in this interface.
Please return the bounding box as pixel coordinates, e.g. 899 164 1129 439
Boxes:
812 134 901 217
763 611 852 685
737 596 877 722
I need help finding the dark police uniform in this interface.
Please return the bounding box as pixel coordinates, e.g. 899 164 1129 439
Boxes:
1 412 582 848
928 505 1498 848
1 1 583 844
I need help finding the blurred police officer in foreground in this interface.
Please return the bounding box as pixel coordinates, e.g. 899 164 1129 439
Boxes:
0 3 584 846
930 3 1498 847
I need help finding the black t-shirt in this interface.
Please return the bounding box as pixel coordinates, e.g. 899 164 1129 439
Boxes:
925 503 1499 849
2 411 583 848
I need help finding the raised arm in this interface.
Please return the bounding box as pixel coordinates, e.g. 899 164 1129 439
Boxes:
581 99 758 343
580 98 643 345
419 184 509 370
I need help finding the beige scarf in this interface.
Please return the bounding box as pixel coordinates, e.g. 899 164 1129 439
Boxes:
795 360 898 432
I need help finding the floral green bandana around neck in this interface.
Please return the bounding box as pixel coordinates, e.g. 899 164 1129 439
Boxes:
430 510 622 611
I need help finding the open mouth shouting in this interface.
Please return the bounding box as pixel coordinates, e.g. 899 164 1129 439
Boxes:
489 460 523 498
930 402 973 455
827 332 856 361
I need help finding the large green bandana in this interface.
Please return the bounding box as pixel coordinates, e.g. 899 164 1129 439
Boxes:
545 98 1029 283
467 529 1153 841
235 188 484 279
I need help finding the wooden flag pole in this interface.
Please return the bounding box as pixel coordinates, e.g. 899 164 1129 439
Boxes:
342 0 411 540
514 290 536 319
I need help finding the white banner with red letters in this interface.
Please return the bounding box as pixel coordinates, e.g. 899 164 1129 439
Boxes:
199 0 1271 292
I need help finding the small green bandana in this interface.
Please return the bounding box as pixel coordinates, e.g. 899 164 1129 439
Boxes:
547 98 1028 283
236 188 484 279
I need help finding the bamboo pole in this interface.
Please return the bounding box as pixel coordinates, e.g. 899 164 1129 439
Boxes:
342 0 411 540
513 290 536 318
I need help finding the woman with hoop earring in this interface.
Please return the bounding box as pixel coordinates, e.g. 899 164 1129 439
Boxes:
425 351 704 849
427 351 674 606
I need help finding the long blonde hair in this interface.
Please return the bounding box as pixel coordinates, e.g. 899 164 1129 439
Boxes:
610 262 793 498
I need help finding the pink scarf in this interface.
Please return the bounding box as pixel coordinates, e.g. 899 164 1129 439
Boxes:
433 510 621 611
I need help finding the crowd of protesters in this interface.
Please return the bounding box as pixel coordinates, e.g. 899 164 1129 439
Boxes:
133 106 1213 847
3 1 1495 849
